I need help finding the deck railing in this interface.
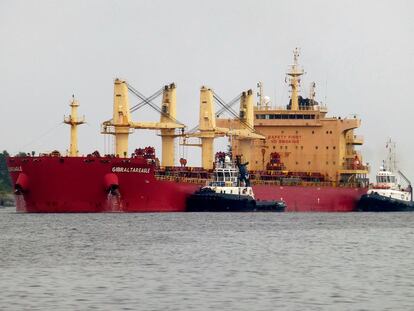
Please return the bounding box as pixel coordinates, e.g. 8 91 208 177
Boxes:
155 174 362 188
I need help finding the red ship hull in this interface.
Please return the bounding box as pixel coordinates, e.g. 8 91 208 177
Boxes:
7 156 366 213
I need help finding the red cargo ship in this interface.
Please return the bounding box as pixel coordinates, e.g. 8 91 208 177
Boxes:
6 153 366 213
7 50 369 212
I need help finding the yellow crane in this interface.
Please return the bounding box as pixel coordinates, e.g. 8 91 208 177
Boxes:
186 87 264 169
101 79 185 165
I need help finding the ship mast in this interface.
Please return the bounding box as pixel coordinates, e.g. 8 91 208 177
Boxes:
256 81 264 109
386 138 397 172
64 96 85 157
287 48 304 111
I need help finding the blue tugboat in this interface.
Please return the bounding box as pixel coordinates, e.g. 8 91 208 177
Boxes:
186 154 286 212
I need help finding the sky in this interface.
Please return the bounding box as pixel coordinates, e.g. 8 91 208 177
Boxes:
0 0 413 179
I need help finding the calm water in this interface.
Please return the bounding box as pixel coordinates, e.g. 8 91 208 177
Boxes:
1 207 414 310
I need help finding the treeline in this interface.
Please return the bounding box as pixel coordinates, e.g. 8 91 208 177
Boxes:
0 151 12 193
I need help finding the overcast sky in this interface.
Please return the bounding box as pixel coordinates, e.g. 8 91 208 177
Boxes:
1 0 413 178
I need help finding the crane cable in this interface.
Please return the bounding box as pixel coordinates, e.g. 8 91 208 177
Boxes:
127 83 185 127
213 92 256 133
130 87 163 113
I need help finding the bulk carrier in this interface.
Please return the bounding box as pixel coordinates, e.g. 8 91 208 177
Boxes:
7 49 369 212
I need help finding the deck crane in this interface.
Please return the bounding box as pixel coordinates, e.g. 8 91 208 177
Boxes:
101 79 185 166
185 87 264 170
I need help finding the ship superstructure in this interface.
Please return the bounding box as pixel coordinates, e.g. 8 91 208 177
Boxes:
217 48 368 185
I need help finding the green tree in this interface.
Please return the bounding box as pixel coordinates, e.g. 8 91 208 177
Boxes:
0 150 12 193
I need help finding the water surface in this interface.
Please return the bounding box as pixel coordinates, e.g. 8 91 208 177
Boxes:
1 208 414 310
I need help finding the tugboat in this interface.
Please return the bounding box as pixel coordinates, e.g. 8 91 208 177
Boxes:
357 140 414 212
186 153 286 212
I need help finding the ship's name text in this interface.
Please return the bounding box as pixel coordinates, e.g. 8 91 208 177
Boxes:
112 167 150 173
8 166 22 172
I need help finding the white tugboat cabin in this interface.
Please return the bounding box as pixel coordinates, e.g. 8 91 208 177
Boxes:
206 155 255 198
368 168 411 202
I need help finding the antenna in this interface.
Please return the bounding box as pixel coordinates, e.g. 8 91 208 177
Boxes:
256 81 263 108
385 138 397 172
